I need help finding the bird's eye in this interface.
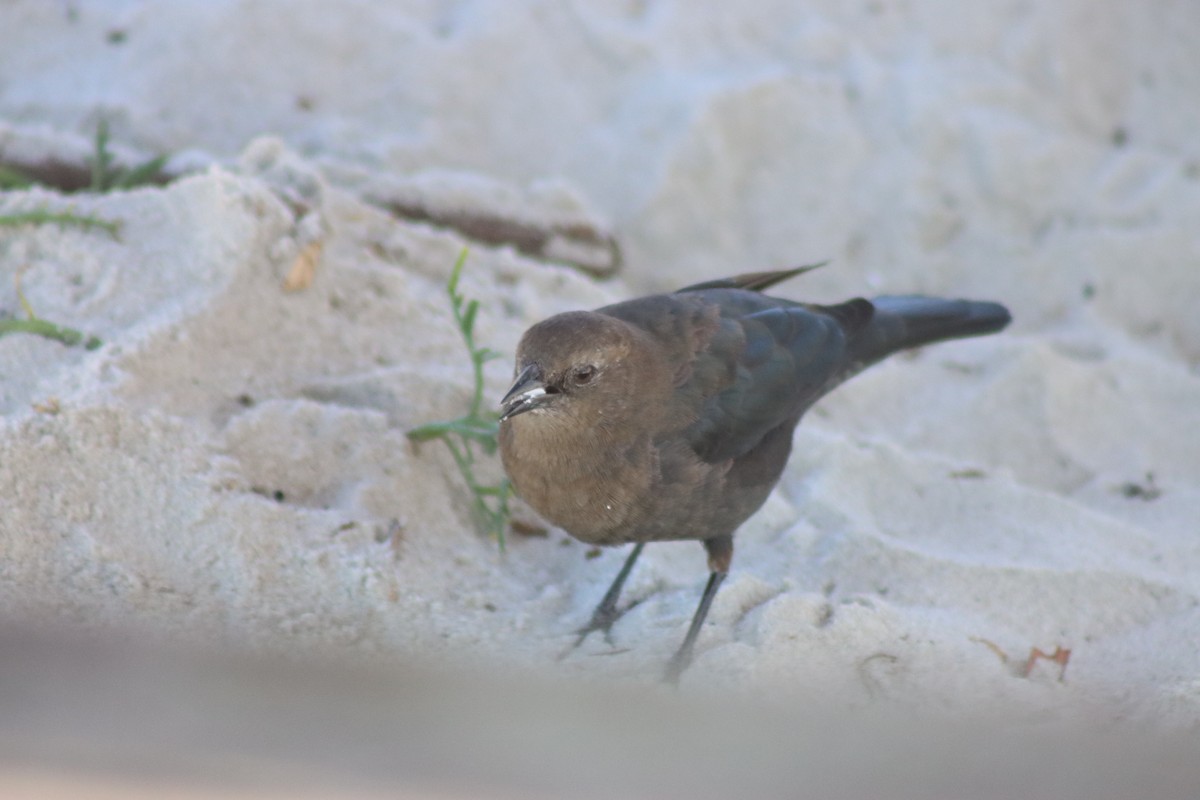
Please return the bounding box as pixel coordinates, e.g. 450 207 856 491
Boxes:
571 365 597 385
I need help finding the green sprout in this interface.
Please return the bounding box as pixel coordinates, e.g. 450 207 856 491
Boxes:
0 208 121 238
408 249 512 550
89 118 170 193
0 271 102 350
0 120 168 195
0 165 35 190
0 206 116 349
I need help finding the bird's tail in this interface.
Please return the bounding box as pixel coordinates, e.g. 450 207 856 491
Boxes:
851 295 1011 366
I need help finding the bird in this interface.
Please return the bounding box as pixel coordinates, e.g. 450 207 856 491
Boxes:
497 266 1010 683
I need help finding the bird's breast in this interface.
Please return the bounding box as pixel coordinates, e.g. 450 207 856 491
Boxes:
499 416 664 545
499 415 730 547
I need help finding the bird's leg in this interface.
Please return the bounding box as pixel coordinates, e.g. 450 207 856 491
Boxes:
664 534 733 684
663 572 726 684
566 542 645 651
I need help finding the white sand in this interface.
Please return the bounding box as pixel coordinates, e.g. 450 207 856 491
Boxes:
2 0 1199 742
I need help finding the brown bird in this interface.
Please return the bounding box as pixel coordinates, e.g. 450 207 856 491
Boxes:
498 267 1010 682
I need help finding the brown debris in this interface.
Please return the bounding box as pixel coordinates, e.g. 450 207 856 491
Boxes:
282 240 322 292
971 637 1072 682
1022 646 1071 682
379 199 621 278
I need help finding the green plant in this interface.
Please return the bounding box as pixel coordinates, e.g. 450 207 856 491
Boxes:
89 118 170 192
0 208 121 237
0 206 117 349
0 120 168 195
0 271 102 350
0 165 35 190
407 249 512 550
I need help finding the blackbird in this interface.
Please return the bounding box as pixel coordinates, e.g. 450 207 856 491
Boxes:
498 267 1010 682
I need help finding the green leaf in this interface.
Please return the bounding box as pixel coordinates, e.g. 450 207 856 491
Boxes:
111 153 169 190
0 165 34 189
461 299 479 336
447 247 467 295
90 118 114 192
405 247 510 551
0 209 121 238
0 317 103 349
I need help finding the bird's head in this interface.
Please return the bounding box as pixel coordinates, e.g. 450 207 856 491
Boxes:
499 311 664 426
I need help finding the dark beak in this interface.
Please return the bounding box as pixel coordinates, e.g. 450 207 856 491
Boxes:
499 363 549 421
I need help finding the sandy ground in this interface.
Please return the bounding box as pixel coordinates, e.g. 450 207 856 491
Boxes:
2 0 1200 794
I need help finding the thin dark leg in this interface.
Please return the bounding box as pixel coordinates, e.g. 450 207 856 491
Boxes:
663 533 734 684
663 570 727 684
565 542 645 652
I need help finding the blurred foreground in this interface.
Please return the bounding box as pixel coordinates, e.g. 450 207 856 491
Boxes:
1 625 1198 800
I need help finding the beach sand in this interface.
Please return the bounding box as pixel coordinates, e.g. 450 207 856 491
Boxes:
2 1 1199 795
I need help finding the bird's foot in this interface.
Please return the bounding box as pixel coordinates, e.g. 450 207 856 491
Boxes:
662 642 693 686
557 597 644 660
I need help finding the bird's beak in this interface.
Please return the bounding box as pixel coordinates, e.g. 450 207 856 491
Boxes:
499 363 549 421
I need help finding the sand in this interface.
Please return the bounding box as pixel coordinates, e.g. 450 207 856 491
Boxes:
2 1 1200 792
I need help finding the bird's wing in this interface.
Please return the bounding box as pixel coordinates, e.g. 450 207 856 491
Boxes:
680 297 874 463
673 263 825 294
601 282 875 465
